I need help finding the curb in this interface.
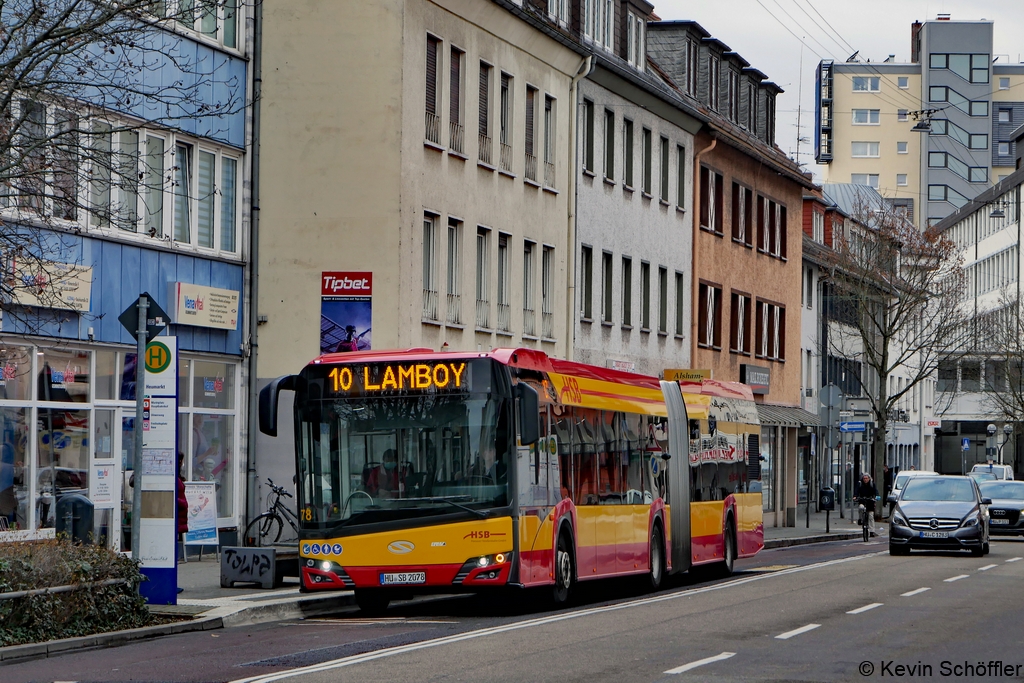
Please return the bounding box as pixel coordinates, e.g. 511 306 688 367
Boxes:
764 532 863 549
0 592 357 663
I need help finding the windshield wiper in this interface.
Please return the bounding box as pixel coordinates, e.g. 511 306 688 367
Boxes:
399 496 489 518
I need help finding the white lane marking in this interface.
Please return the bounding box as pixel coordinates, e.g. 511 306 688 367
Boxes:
1007 557 1023 563
978 564 998 571
944 574 969 582
664 652 737 675
775 623 821 640
846 602 883 614
229 552 883 683
901 587 930 597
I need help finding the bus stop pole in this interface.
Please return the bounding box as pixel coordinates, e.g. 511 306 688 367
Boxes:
131 295 148 563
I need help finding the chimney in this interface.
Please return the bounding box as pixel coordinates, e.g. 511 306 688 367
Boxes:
911 21 923 63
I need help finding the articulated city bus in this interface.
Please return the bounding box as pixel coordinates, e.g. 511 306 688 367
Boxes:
258 348 763 611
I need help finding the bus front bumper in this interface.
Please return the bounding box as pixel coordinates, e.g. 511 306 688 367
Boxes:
301 553 514 591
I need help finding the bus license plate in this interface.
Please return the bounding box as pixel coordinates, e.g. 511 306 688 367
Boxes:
991 519 1010 525
380 572 426 585
921 531 948 538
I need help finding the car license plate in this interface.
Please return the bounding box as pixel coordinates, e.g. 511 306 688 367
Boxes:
380 572 426 585
991 519 1010 525
921 531 949 538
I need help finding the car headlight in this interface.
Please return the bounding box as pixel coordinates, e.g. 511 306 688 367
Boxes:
891 512 909 527
961 514 980 528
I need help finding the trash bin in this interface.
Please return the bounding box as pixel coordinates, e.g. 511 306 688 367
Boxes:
56 493 94 544
819 487 836 512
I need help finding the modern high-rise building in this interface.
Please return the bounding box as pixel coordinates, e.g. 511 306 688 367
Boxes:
815 17 1024 228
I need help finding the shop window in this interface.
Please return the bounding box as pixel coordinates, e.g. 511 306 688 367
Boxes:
178 358 192 407
0 345 33 401
36 408 90 528
188 413 235 518
0 408 30 530
192 361 234 409
95 350 118 400
38 348 90 403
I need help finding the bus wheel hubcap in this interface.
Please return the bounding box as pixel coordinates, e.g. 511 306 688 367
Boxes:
557 550 570 587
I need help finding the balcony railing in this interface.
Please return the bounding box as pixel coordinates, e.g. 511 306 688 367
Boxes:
499 142 513 173
425 112 441 145
523 308 536 336
542 311 554 338
422 288 438 321
544 161 555 188
476 298 490 328
478 134 492 165
449 122 464 155
524 153 538 182
446 293 462 325
496 302 511 332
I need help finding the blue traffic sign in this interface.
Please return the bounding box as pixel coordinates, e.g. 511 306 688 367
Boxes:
839 421 866 433
962 437 970 451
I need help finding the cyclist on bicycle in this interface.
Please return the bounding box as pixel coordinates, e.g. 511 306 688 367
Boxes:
854 473 878 535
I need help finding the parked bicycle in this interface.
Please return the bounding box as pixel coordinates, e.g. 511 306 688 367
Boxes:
243 478 300 547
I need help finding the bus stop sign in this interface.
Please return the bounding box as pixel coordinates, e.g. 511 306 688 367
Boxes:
118 292 170 343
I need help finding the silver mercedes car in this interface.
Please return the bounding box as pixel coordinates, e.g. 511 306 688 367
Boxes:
888 475 990 557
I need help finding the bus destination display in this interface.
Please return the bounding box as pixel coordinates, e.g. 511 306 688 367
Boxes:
324 361 469 395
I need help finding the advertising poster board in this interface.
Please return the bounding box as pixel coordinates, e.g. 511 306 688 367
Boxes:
183 482 219 545
320 272 372 354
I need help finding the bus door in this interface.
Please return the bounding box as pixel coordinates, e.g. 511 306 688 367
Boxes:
661 380 691 575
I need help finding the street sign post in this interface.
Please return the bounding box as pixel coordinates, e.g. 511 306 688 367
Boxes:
118 292 170 344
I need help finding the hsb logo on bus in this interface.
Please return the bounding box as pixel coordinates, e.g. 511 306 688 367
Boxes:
559 377 582 404
463 530 506 540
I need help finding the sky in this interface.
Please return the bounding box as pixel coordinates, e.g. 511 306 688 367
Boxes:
653 0 1024 179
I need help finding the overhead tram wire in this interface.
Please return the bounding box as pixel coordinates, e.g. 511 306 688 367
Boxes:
753 0 825 61
767 0 838 65
802 0 857 54
789 0 852 58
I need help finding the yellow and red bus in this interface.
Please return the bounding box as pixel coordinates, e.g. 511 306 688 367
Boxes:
258 347 763 611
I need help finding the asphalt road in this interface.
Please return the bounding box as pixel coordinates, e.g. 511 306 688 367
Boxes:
6 537 1024 683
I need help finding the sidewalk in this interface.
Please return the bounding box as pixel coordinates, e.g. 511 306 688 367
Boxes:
763 505 888 548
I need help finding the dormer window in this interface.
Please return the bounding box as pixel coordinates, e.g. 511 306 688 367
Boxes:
626 11 646 71
708 54 721 110
583 0 614 50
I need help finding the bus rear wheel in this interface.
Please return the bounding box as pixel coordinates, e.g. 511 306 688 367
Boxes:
354 589 391 614
552 532 574 606
648 526 665 591
718 519 736 577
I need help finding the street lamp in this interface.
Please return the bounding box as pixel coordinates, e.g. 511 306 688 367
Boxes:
986 423 1014 464
999 423 1013 465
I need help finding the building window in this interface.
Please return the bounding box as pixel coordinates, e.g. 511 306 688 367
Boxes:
640 262 651 330
604 109 615 180
525 86 538 181
897 141 908 154
167 0 239 49
523 240 536 335
641 128 653 194
852 109 880 125
747 82 758 133
930 53 990 84
476 227 491 328
422 214 439 320
446 219 462 325
542 246 554 338
851 141 880 157
544 96 556 186
674 272 685 336
852 76 880 92
999 109 1012 123
730 291 751 354
728 71 740 122
626 11 646 70
897 109 908 122
621 257 633 326
601 251 613 323
624 119 634 187
496 234 510 332
659 136 669 202
812 210 824 243
999 142 1011 156
851 173 879 189
499 73 513 171
583 99 595 173
697 282 722 349
676 144 686 209
425 35 441 144
548 0 568 24
450 47 465 153
658 267 668 333
898 76 909 89
755 300 786 361
580 245 593 320
731 182 754 246
685 38 699 97
708 54 721 110
896 173 908 186
478 63 492 165
699 166 724 234
1000 77 1010 90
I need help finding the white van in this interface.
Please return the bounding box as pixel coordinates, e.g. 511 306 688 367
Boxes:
892 470 939 498
970 463 1014 480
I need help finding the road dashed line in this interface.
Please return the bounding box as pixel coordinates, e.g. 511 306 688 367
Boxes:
846 603 883 614
978 564 998 571
663 652 736 675
775 624 820 640
901 587 930 597
1007 557 1023 563
944 574 969 583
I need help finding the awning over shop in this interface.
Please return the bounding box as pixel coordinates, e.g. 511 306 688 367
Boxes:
756 404 822 428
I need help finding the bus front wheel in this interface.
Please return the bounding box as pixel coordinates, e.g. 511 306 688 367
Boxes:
355 590 391 614
552 532 574 606
718 519 736 577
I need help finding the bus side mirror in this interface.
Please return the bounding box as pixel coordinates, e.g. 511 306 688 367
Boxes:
516 382 540 446
259 374 298 437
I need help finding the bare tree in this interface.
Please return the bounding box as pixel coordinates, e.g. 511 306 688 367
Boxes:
0 0 244 326
977 291 1024 431
824 190 970 517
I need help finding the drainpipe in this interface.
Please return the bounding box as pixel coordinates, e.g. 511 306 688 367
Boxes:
564 55 592 361
690 133 717 365
244 0 264 529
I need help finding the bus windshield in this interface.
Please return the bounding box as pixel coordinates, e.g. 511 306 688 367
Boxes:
294 360 513 530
